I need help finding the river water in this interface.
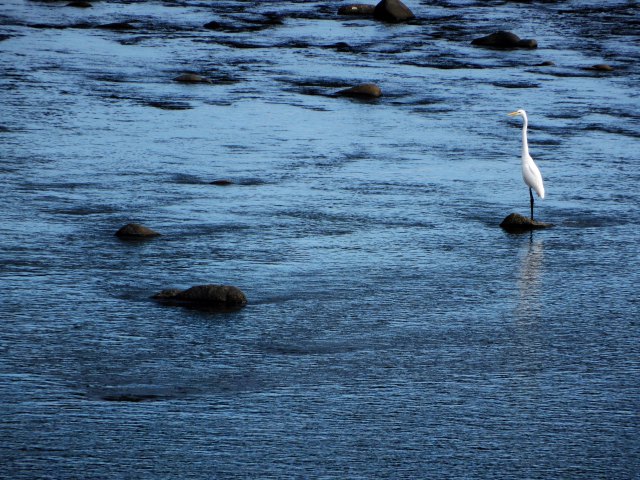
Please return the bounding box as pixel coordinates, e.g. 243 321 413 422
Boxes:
1 0 639 478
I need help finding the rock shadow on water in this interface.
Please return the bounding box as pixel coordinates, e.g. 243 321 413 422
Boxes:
261 340 360 356
172 173 269 186
95 89 193 110
144 99 192 110
208 178 269 186
492 81 540 89
203 13 284 34
87 384 195 403
101 393 163 403
280 76 357 98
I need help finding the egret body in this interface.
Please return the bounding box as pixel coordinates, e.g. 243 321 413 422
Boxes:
508 109 545 220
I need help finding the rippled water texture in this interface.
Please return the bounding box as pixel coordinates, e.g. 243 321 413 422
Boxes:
1 0 639 478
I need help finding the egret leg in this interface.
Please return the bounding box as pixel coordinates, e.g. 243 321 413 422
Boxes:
529 187 534 220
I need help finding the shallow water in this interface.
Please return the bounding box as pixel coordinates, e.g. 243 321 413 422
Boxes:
1 0 639 478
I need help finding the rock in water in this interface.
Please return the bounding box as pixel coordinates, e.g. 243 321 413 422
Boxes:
589 64 614 72
373 0 415 23
115 223 161 238
210 179 234 186
336 83 382 98
152 285 248 312
500 213 553 233
174 73 213 84
471 31 537 49
97 21 136 31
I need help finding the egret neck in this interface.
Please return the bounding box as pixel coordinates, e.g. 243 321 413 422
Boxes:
520 110 529 161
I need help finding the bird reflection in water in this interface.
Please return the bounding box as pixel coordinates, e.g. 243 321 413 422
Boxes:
516 236 545 322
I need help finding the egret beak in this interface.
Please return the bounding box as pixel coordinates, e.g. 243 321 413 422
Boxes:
508 111 519 116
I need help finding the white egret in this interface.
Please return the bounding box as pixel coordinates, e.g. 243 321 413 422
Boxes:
508 109 545 220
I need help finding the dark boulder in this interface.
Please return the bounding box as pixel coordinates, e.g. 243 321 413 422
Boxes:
471 31 537 49
336 83 382 98
115 223 161 238
152 284 248 312
373 0 415 23
500 213 553 233
338 4 376 16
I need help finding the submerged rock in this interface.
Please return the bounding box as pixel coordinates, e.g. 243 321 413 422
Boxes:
152 284 248 312
471 31 537 49
97 21 136 31
327 41 356 52
373 0 415 23
115 223 161 238
336 83 382 98
210 179 234 186
173 73 213 84
204 15 282 33
102 393 160 402
338 4 376 16
589 64 614 72
500 213 553 233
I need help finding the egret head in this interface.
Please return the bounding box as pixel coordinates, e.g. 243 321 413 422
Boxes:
508 109 526 117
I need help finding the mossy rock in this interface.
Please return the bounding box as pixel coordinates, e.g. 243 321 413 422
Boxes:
500 213 553 233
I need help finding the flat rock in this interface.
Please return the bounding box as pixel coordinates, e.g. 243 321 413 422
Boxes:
471 31 537 49
373 0 415 23
152 284 248 312
500 213 553 233
115 223 161 238
336 83 382 98
338 4 376 16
